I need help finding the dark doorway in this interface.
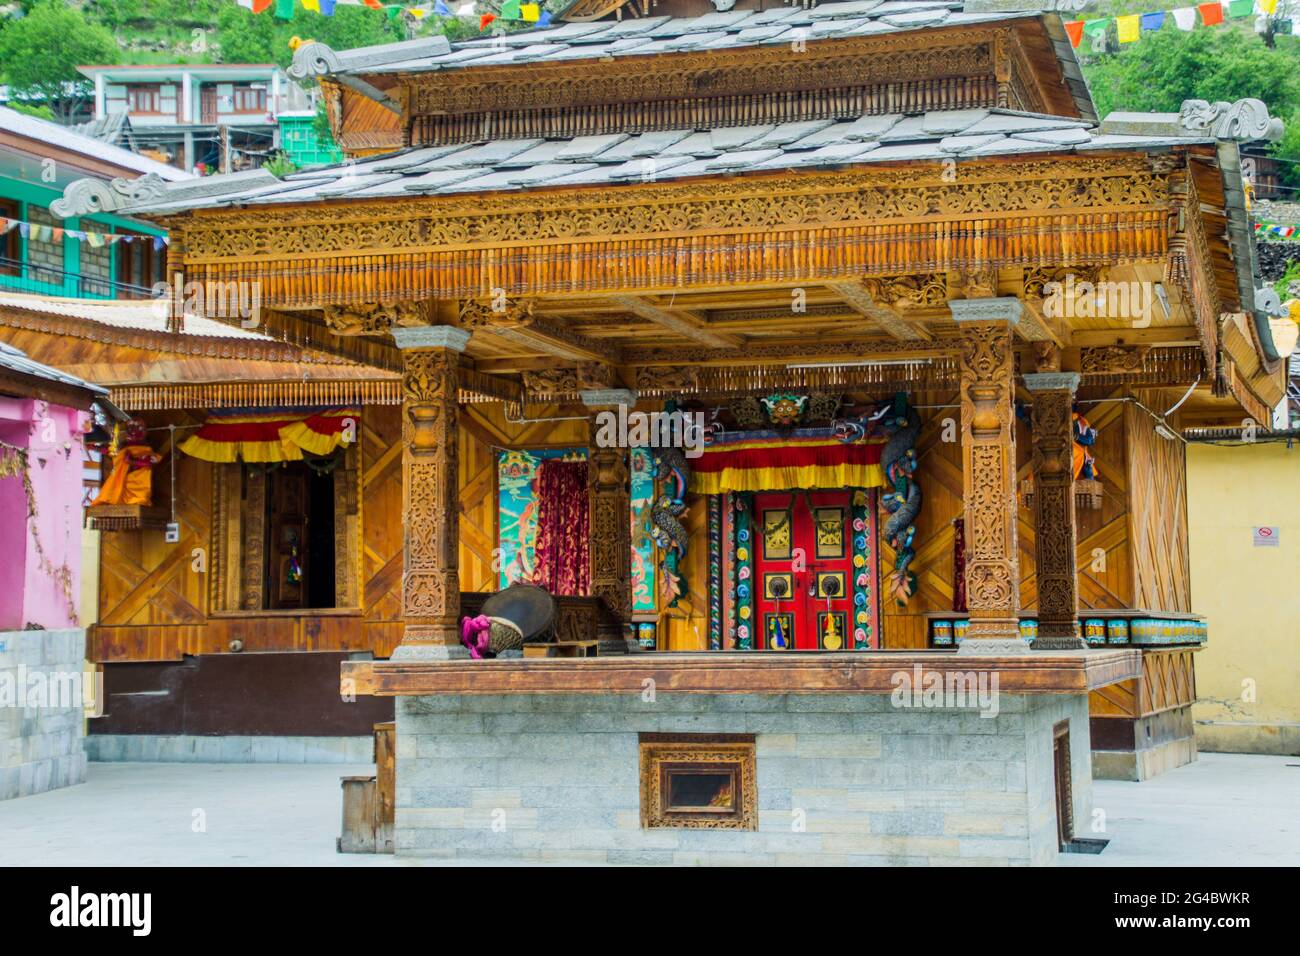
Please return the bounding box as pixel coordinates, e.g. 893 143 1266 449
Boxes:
1053 720 1075 849
265 462 335 610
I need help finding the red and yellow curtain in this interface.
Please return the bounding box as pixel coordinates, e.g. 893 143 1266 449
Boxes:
690 432 887 495
178 407 359 463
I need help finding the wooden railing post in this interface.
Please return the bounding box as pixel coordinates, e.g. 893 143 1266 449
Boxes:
391 326 470 659
953 298 1026 655
1023 371 1088 650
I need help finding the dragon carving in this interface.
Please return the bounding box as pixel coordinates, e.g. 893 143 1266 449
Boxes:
879 393 922 606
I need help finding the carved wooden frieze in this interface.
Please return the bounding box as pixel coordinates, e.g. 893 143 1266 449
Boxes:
323 300 425 336
405 34 998 117
179 157 1165 261
1080 346 1151 375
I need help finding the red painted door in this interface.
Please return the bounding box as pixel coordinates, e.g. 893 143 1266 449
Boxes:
752 491 855 650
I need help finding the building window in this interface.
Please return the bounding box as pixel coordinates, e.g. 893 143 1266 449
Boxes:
639 734 757 830
0 198 18 275
25 206 63 284
232 86 266 113
127 85 161 114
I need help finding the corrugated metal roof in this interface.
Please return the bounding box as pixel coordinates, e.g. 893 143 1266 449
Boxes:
0 106 191 183
0 340 107 397
0 292 271 342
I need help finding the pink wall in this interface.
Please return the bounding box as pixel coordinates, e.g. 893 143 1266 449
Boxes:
0 398 86 631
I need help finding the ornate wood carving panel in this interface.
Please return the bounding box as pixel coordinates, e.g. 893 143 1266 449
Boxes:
400 347 462 647
958 322 1021 642
1029 384 1083 647
588 411 632 624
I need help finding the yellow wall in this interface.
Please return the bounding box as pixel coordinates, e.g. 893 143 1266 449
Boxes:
1187 441 1300 754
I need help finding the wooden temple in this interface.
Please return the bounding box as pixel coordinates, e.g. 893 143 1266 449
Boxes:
48 0 1289 860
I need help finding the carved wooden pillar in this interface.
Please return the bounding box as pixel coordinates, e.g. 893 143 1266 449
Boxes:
952 298 1026 654
391 326 470 659
582 387 636 652
1024 371 1087 650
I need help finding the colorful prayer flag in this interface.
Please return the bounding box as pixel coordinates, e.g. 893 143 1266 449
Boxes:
363 0 384 8
1064 19 1084 47
1140 11 1165 30
1116 14 1140 41
1226 0 1253 16
320 0 336 13
302 0 320 11
274 0 296 19
1260 0 1279 12
521 2 540 21
1172 6 1197 29
537 10 550 24
1198 1 1224 25
479 12 495 28
1277 17 1294 33
1082 17 1109 35
241 0 275 10
501 0 522 19
85 232 105 248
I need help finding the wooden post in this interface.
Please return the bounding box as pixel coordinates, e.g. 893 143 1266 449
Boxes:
582 388 637 652
391 326 470 659
1024 372 1088 650
952 298 1026 655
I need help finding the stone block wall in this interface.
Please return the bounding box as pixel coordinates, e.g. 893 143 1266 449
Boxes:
0 628 88 800
395 691 1093 865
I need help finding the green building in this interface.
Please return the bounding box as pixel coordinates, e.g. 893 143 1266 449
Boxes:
0 105 189 299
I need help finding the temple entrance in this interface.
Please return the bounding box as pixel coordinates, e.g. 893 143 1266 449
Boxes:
265 462 336 610
752 490 856 650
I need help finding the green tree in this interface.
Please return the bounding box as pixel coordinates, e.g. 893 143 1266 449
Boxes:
0 0 120 122
215 5 402 68
1083 27 1300 121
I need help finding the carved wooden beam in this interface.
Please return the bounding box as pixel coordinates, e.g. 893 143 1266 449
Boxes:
609 295 740 349
460 298 621 364
821 280 925 340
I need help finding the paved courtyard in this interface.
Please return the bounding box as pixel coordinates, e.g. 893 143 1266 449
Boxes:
0 752 1293 866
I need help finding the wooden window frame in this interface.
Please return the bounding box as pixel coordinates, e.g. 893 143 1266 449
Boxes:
232 85 267 114
639 733 757 830
126 84 162 115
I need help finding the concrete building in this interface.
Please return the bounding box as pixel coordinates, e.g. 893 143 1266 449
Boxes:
0 341 106 800
77 64 311 174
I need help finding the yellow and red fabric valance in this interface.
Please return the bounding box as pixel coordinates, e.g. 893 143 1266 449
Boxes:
689 431 886 495
179 407 359 463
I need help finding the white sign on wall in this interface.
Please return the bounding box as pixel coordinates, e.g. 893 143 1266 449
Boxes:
1253 526 1280 547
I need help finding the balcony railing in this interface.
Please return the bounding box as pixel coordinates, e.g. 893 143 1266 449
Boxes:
0 257 157 300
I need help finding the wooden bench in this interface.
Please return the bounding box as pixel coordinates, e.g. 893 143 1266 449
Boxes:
337 720 395 854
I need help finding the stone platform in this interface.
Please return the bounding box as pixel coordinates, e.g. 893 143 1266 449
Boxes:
344 651 1139 866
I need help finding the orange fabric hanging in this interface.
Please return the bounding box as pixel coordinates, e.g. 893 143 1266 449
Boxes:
92 445 161 506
